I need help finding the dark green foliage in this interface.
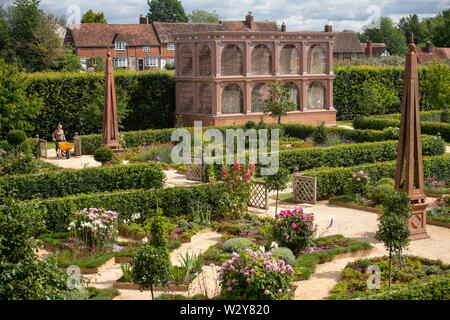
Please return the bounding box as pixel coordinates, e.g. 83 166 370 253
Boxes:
81 9 107 24
311 122 328 144
304 154 450 200
6 130 27 146
24 71 175 140
1 153 39 175
369 184 395 205
354 115 450 141
149 216 168 250
131 244 171 299
376 178 395 186
0 198 76 300
147 0 188 23
0 162 165 201
93 147 113 165
32 184 220 232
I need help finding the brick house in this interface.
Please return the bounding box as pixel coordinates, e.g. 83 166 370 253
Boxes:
64 16 160 71
415 41 450 64
361 40 392 57
331 29 365 63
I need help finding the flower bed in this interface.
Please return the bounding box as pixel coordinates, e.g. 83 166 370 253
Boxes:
329 255 450 300
214 214 274 244
426 197 450 227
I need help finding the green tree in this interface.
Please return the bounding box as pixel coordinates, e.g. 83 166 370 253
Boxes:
188 9 221 23
420 61 450 110
426 8 450 47
0 198 80 299
375 191 411 287
362 17 408 56
147 0 188 23
81 9 107 24
264 167 291 214
356 80 400 116
0 59 43 137
398 14 427 45
263 81 296 124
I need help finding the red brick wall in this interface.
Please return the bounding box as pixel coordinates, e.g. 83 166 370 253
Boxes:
333 52 364 63
161 43 176 60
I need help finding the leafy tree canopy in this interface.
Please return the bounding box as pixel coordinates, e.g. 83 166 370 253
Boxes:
81 9 107 24
147 0 188 23
188 9 221 23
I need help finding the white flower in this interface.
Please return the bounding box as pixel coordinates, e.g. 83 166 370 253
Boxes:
259 246 265 253
142 237 148 244
270 241 278 250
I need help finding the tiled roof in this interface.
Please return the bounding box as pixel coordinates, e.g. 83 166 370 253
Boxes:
360 42 391 55
153 21 279 42
65 24 159 47
333 32 364 53
416 46 450 63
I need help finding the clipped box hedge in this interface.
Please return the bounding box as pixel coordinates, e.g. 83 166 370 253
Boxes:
354 116 450 141
0 162 165 201
304 154 450 200
34 184 222 233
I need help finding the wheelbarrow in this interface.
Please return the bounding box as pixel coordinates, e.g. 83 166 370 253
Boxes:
57 141 74 159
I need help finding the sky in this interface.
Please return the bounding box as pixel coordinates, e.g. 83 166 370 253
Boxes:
1 0 448 32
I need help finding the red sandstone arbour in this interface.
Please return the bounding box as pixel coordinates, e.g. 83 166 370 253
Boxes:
173 28 337 127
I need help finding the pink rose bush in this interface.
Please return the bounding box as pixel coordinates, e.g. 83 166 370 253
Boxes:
219 249 294 300
272 208 316 253
346 170 370 197
68 208 119 249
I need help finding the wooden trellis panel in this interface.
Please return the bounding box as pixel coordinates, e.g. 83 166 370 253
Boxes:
292 173 317 204
186 159 205 182
248 181 268 209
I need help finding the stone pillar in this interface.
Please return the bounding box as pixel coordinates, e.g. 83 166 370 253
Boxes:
214 41 221 77
327 41 334 74
300 80 307 111
273 41 279 75
302 42 308 75
212 82 221 115
244 81 252 114
326 80 333 110
244 41 250 76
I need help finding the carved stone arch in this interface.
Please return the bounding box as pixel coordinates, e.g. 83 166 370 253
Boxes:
251 43 272 75
179 81 194 113
198 44 211 76
284 81 300 110
307 44 327 74
179 44 193 75
221 44 243 76
279 44 300 75
307 81 326 110
221 83 244 114
199 83 212 114
251 82 271 112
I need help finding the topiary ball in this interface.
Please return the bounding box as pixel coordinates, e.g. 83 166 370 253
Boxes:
222 238 255 253
269 247 295 265
6 130 27 147
376 177 395 187
369 184 395 205
94 146 113 165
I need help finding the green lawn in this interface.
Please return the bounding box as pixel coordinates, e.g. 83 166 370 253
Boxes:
335 120 354 128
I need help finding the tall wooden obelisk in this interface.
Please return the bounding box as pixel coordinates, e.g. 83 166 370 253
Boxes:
394 33 429 240
102 51 122 152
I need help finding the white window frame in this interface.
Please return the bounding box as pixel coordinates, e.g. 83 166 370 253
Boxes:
167 43 175 51
319 52 326 59
115 42 126 51
351 53 357 60
143 46 150 53
145 56 158 67
113 58 127 68
338 53 344 59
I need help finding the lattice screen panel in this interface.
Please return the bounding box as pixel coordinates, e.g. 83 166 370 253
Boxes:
307 81 326 110
199 84 212 114
179 45 193 75
198 46 212 76
279 44 300 74
251 44 272 75
221 45 243 76
248 181 268 209
221 84 243 114
251 83 271 112
186 160 204 182
292 174 317 204
180 82 194 113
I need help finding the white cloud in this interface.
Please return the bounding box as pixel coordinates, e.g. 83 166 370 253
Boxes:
2 0 446 32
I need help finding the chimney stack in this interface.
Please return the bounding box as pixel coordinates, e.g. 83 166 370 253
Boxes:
426 41 434 54
365 39 373 57
281 22 286 32
139 14 149 24
324 24 332 32
245 12 255 30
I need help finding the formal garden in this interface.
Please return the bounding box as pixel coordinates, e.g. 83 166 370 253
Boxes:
1 47 450 301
